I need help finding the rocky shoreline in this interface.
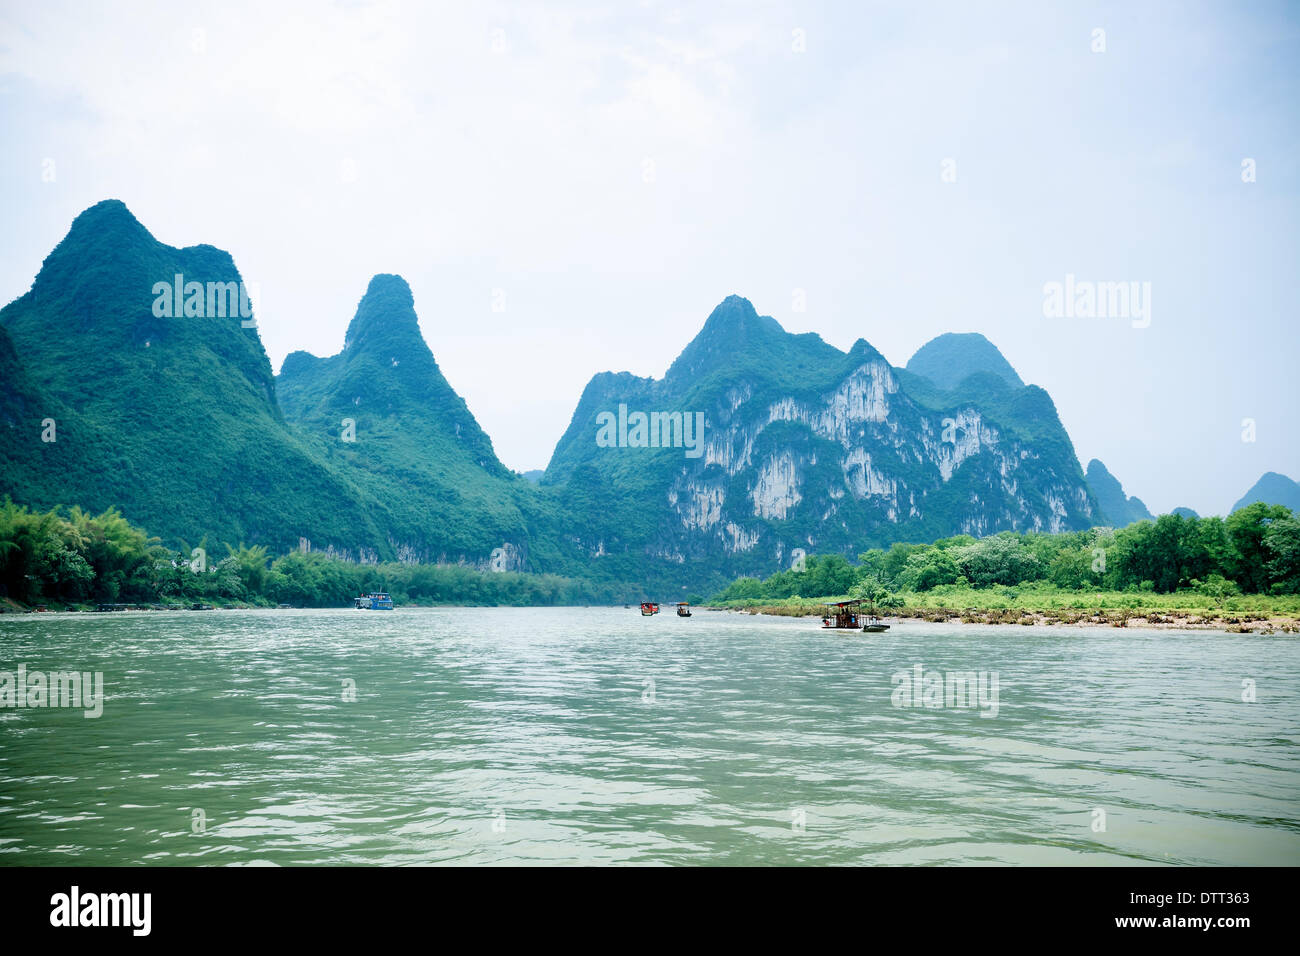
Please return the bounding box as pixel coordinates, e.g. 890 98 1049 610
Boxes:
714 604 1300 634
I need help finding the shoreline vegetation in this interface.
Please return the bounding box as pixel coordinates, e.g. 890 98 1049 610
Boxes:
707 503 1300 634
0 498 615 612
1 497 1298 632
708 590 1300 633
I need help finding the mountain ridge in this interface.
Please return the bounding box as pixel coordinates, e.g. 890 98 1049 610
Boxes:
1232 472 1300 514
1084 459 1154 527
3 200 1233 594
544 297 1100 591
275 272 563 567
1 200 388 553
906 332 1025 391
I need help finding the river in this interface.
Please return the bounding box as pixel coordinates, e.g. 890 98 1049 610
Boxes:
1 607 1296 865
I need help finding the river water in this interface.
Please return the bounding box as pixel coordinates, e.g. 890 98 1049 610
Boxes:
1 607 1296 865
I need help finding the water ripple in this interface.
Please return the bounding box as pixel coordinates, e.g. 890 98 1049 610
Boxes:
0 608 1297 865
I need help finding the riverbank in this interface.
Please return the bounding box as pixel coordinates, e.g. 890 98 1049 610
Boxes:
709 587 1300 634
0 597 623 613
0 597 262 613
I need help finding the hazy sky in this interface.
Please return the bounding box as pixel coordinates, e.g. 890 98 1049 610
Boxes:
2 0 1297 515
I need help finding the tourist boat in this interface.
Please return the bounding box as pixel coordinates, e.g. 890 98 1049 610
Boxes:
676 602 692 618
640 602 660 616
821 600 862 629
861 615 891 633
354 592 395 610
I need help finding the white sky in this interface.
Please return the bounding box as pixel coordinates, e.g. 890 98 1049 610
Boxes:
2 0 1297 515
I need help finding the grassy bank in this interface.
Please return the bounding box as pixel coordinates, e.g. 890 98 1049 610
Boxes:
709 584 1300 633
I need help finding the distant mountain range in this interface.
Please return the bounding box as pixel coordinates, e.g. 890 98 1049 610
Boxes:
905 332 1024 391
1233 472 1300 514
1084 459 1154 528
1 201 1295 594
544 295 1099 583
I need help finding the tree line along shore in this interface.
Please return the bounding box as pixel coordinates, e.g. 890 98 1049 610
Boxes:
0 499 615 610
1 497 1298 630
707 503 1300 632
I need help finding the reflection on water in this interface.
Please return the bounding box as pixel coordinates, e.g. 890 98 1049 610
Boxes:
1 607 1297 865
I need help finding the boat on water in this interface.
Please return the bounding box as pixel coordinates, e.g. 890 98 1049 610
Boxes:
354 592 395 610
640 602 660 616
676 602 692 618
821 600 862 629
822 599 892 632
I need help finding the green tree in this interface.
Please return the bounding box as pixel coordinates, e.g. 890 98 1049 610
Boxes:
1263 516 1300 594
224 543 270 596
951 533 1041 587
897 548 960 591
1226 503 1291 593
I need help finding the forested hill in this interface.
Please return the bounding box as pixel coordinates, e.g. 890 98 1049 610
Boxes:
6 200 1281 599
0 200 387 554
543 294 1099 591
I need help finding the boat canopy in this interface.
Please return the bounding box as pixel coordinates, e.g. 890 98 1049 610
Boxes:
821 599 862 629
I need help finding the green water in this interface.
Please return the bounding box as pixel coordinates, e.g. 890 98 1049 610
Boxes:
1 607 1297 866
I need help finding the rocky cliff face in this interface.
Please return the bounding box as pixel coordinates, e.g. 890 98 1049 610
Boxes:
546 296 1099 588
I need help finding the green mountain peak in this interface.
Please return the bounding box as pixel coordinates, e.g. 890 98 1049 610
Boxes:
906 332 1024 391
343 273 422 353
545 294 1098 592
1232 472 1300 514
277 274 509 479
0 201 386 552
1085 459 1153 526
